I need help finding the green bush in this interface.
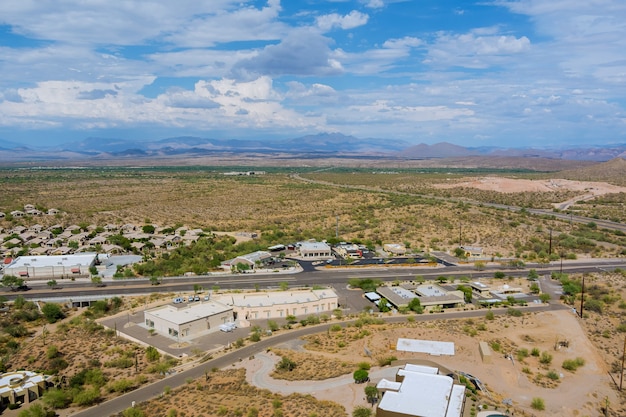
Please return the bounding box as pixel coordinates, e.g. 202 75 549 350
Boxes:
353 369 369 383
531 397 545 411
539 352 553 365
562 357 585 372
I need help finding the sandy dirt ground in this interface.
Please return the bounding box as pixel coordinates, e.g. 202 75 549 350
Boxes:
233 309 621 416
434 177 626 210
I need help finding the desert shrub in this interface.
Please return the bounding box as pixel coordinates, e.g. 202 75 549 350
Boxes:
122 408 145 417
72 387 101 406
562 357 585 372
42 303 65 323
357 362 371 370
46 345 60 359
546 371 560 380
17 403 56 417
584 298 603 314
108 378 136 393
506 307 523 317
531 397 545 411
539 352 553 365
145 346 160 362
276 357 297 372
377 356 397 366
5 324 29 337
516 348 529 361
485 310 494 320
104 357 134 369
42 388 72 409
330 324 342 332
531 347 540 356
352 406 372 417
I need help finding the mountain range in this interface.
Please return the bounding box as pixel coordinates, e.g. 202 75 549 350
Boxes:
0 133 625 163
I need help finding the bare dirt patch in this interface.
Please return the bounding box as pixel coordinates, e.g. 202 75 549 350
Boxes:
231 309 623 417
434 177 626 210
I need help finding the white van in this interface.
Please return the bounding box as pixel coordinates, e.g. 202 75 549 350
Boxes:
173 297 184 304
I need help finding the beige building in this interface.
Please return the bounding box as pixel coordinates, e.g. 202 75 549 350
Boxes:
217 288 338 320
144 301 234 340
298 241 332 259
0 371 52 407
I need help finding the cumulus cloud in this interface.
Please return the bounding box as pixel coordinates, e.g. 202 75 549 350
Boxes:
232 29 343 78
316 10 369 32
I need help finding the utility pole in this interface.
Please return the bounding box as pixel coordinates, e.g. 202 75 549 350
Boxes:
459 222 462 247
579 274 585 319
548 229 552 256
336 215 339 238
619 336 626 391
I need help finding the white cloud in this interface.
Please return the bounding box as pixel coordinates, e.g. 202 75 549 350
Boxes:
316 10 369 32
362 0 384 9
424 29 530 68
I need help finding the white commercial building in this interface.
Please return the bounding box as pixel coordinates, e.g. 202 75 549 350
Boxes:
376 364 465 417
298 241 332 259
2 253 98 280
144 301 234 340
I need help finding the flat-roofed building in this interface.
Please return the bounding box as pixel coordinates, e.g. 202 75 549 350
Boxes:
414 284 465 309
217 288 338 320
376 363 465 417
299 241 332 259
2 253 97 280
469 281 491 297
144 301 234 340
376 286 418 309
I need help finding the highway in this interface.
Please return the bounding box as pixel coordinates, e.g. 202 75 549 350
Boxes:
4 257 625 301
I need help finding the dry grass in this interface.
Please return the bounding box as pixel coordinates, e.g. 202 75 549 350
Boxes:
270 348 360 381
2 167 624 260
123 368 348 417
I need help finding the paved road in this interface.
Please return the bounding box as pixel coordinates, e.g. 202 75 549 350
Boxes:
70 303 561 417
4 258 626 302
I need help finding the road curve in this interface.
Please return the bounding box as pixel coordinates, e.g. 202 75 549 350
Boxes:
69 303 558 417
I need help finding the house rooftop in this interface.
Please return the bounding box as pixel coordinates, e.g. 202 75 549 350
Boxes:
377 365 464 417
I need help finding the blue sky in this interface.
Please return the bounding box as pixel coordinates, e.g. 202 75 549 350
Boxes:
0 0 625 148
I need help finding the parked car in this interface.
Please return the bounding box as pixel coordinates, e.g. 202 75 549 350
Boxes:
219 322 237 332
194 295 200 302
188 295 194 302
173 297 184 304
203 295 210 301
